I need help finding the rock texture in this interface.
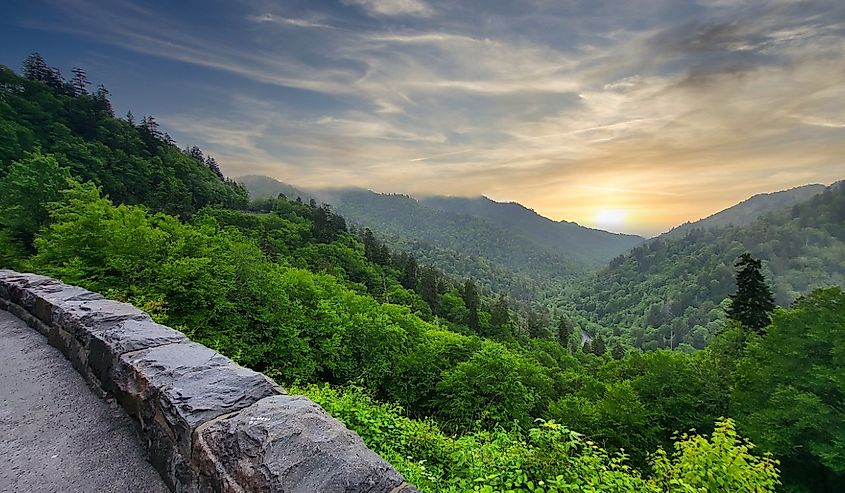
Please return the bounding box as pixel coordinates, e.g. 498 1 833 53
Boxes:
0 270 418 493
193 395 407 493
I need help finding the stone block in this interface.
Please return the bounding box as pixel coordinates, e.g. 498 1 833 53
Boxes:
87 318 189 393
0 271 59 306
193 395 411 493
48 298 152 370
114 341 283 490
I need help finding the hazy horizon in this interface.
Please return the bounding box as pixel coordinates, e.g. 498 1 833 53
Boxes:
2 0 844 236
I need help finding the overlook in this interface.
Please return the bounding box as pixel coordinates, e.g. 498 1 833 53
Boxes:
2 1 845 492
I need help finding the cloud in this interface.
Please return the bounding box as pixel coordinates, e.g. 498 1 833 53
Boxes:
342 0 432 17
248 13 337 30
23 0 845 235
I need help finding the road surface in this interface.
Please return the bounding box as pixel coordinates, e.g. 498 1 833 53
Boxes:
0 309 168 493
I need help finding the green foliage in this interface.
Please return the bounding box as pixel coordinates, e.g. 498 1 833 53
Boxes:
0 64 247 217
732 288 845 490
0 149 68 263
727 253 776 334
8 55 834 492
299 384 777 493
649 418 780 492
566 184 845 349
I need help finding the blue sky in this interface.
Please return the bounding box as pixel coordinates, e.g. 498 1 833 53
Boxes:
1 0 844 235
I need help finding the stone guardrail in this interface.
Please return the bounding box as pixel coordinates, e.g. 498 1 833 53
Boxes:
0 270 418 493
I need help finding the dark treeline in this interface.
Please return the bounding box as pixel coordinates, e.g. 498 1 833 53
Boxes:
2 55 843 492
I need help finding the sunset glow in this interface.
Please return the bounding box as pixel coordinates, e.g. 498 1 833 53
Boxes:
4 1 842 236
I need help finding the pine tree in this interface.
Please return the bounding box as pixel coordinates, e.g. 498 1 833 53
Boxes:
557 316 575 346
399 255 418 290
70 67 90 96
126 110 135 125
94 84 114 117
22 53 49 81
611 344 625 360
490 294 510 337
418 267 441 314
726 253 776 335
591 334 606 356
187 145 204 162
205 156 224 179
462 280 481 332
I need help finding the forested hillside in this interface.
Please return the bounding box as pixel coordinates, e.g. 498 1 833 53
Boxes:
316 188 585 300
238 177 642 300
565 183 845 350
419 195 642 265
237 174 316 203
2 56 843 492
661 184 827 240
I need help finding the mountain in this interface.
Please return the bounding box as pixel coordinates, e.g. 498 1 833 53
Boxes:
660 184 827 240
236 175 315 203
317 189 583 299
237 177 644 299
420 195 643 264
563 182 845 350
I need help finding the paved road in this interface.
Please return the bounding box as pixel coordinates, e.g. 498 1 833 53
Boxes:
0 309 168 493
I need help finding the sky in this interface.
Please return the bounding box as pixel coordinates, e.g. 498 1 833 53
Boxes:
1 0 844 236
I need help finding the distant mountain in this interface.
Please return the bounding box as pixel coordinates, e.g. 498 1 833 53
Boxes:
563 181 845 350
236 175 315 203
660 184 827 240
318 189 584 299
421 195 643 264
238 176 647 299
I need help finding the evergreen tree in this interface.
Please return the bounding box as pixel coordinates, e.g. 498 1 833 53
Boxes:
126 110 135 125
22 52 49 81
557 316 575 346
462 280 481 332
611 344 625 360
187 145 204 162
525 309 552 339
205 156 224 180
400 254 418 290
727 253 776 335
490 294 511 337
93 84 113 117
419 267 441 313
591 334 607 356
70 67 90 96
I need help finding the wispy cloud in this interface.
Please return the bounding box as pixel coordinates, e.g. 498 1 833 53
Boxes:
20 0 845 235
342 0 432 17
248 13 338 30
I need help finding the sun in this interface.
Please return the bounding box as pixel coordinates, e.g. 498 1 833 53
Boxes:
594 209 626 229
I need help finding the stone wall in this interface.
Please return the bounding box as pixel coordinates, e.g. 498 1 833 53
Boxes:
0 270 418 493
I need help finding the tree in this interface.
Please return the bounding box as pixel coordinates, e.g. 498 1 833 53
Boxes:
591 334 607 356
611 344 625 360
399 254 418 290
726 253 775 334
0 151 69 260
733 288 845 490
461 280 481 332
93 84 113 117
418 267 441 313
70 67 90 96
490 294 511 338
205 156 224 179
22 52 49 81
186 145 204 162
557 316 575 346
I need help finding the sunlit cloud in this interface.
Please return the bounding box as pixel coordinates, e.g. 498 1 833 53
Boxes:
342 0 432 17
15 0 845 236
